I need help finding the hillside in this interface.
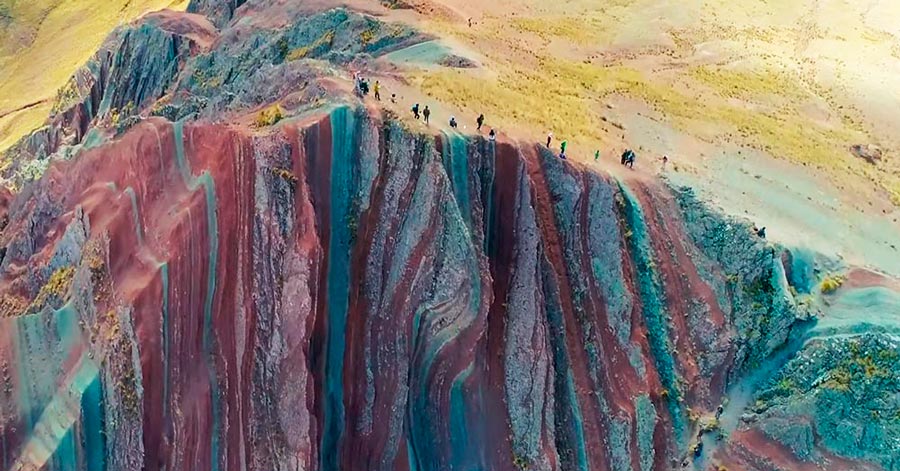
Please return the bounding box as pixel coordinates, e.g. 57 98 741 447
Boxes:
410 0 900 203
0 0 189 151
0 1 898 470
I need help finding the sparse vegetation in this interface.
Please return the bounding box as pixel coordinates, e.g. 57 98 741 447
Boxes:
823 367 852 391
272 167 297 185
512 453 528 470
360 27 377 45
689 66 807 102
31 266 76 309
286 31 335 61
511 15 605 45
0 293 29 317
820 273 846 294
51 77 80 115
192 67 224 91
254 104 284 128
16 156 51 183
274 36 290 61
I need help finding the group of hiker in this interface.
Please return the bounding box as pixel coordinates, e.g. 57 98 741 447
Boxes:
355 74 385 102
411 104 496 141
547 132 640 169
360 74 670 167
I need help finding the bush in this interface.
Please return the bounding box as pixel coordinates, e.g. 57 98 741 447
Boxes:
820 273 846 294
255 105 284 128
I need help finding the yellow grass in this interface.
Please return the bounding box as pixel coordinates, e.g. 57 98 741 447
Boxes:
0 0 190 152
820 273 846 294
510 16 608 45
688 66 808 102
287 31 335 61
0 103 52 151
426 9 900 204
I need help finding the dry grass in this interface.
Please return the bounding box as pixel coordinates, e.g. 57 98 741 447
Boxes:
417 54 654 146
510 15 608 45
820 273 846 294
286 31 335 61
0 103 53 151
254 104 285 128
688 66 808 102
425 8 900 203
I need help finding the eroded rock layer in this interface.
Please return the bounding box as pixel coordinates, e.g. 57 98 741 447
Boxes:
1 1 898 469
0 106 830 471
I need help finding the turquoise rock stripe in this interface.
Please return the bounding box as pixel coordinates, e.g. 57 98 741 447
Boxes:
81 371 106 471
10 303 101 470
449 363 474 462
173 121 221 471
617 183 686 446
321 105 358 471
441 131 472 233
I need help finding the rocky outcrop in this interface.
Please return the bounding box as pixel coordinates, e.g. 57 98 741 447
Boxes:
1 11 215 180
187 0 248 28
2 5 424 186
0 105 818 471
752 334 899 470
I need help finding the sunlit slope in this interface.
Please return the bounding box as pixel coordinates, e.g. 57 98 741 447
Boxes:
413 0 900 204
0 0 190 151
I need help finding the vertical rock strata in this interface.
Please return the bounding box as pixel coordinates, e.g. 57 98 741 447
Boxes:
0 106 826 470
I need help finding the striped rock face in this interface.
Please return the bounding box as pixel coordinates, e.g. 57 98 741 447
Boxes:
3 105 894 471
1 1 898 469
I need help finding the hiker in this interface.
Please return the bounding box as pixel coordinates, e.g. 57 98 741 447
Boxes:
476 114 485 131
373 81 381 101
353 74 363 97
626 151 635 168
489 128 496 141
621 149 630 165
449 116 457 128
560 140 568 156
546 132 553 148
662 154 668 169
360 79 369 95
594 150 600 161
423 106 431 124
757 226 766 238
412 103 420 119
715 404 724 420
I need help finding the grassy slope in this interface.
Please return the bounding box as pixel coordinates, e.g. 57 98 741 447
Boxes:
0 0 190 151
413 0 900 204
